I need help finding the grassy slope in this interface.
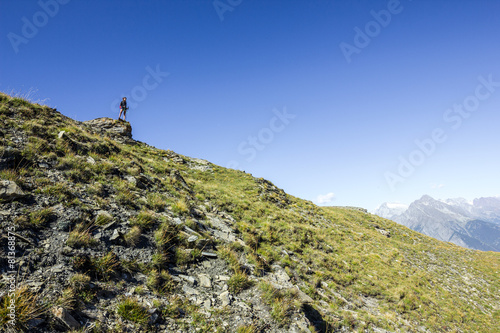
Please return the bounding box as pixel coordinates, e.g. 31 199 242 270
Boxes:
0 92 499 332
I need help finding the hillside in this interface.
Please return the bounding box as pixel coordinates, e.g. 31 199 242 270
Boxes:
0 92 499 333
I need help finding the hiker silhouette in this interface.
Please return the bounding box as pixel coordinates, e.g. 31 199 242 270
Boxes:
118 97 128 121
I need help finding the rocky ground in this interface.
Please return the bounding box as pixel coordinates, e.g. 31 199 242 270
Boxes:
0 114 322 332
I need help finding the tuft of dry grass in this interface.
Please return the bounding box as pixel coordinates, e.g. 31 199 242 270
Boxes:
0 285 49 331
124 226 142 246
67 223 96 248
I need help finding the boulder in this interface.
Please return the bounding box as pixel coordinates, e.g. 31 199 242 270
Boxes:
52 307 80 329
83 118 132 138
0 180 26 202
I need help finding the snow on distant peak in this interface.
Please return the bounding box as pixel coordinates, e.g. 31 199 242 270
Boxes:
386 202 409 209
444 197 473 206
373 202 408 219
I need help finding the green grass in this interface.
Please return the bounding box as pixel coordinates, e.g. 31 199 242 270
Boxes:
41 183 75 202
146 269 175 295
67 223 96 248
69 273 91 293
236 324 260 333
0 285 48 331
29 208 54 227
217 245 241 272
92 251 120 281
130 210 156 229
116 298 149 325
228 270 253 294
146 192 168 211
171 197 190 215
124 226 142 246
154 221 180 249
95 211 113 226
259 281 300 326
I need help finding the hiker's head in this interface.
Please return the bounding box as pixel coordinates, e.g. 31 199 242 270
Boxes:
123 97 127 101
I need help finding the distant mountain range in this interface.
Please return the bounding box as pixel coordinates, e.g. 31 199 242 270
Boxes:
374 195 500 252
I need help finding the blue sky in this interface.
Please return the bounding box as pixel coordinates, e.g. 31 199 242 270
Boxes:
1 0 500 210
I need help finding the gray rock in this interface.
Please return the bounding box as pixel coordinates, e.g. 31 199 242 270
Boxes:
0 180 26 202
170 169 191 192
27 318 46 328
198 274 212 288
182 284 200 295
52 307 80 329
109 229 121 241
148 308 159 325
377 229 390 237
51 264 65 273
202 252 217 258
266 265 293 289
82 118 132 138
295 318 312 333
124 175 137 186
86 156 96 165
295 286 314 303
184 226 197 235
187 235 198 243
56 219 73 231
61 246 73 256
272 265 291 283
173 217 183 225
218 291 231 307
215 230 236 242
179 274 196 285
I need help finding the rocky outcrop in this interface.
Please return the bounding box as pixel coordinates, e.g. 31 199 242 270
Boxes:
83 117 132 140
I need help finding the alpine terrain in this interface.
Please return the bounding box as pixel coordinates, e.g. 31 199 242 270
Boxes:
1 92 499 332
375 195 500 252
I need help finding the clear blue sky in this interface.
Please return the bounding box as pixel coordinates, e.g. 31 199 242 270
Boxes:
2 0 500 210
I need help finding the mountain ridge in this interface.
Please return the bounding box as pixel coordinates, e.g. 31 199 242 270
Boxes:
374 195 500 252
1 92 499 332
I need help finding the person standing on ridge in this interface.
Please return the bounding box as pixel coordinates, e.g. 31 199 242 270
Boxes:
119 97 128 121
